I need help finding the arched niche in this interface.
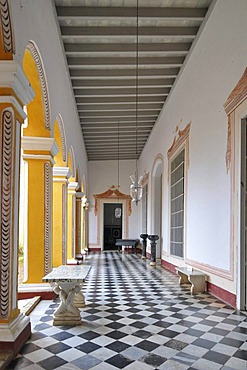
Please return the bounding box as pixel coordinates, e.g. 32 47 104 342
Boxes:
151 154 164 259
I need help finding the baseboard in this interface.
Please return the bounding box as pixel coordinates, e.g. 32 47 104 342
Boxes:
207 282 236 308
161 259 177 274
88 247 101 252
18 291 56 300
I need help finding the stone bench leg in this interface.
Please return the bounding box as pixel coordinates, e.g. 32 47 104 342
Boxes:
74 289 86 308
177 271 190 285
188 275 205 295
53 283 82 326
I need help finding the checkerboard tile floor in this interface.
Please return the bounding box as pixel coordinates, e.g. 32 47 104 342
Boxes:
8 252 247 369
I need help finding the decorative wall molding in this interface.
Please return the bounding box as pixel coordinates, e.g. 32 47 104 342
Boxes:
93 185 132 216
26 40 51 130
44 162 52 275
62 184 67 265
56 114 67 162
69 145 76 178
224 67 247 115
185 257 233 281
141 171 149 186
167 122 191 159
224 68 247 173
0 110 13 319
0 0 14 53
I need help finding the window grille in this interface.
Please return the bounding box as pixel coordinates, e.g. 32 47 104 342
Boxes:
170 149 184 257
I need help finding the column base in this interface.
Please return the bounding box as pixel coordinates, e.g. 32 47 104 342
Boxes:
0 313 31 353
53 315 81 326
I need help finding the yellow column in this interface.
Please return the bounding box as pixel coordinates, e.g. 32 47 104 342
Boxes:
53 167 71 267
0 61 34 352
67 181 79 261
21 137 59 284
75 192 84 255
82 198 89 251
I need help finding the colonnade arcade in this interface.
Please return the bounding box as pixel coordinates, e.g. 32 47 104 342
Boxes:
0 9 88 352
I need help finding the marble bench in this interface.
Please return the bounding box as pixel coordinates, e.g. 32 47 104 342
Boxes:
43 265 91 326
176 266 206 295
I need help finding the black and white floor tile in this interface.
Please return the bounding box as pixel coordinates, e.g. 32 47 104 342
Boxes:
8 252 247 369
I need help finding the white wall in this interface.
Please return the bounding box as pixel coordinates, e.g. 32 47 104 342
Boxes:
11 0 88 186
88 160 139 247
139 0 247 293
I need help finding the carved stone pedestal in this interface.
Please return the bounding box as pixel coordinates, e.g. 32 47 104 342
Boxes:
140 234 148 259
148 235 159 266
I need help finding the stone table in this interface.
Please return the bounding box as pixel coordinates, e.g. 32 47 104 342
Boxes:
42 265 91 326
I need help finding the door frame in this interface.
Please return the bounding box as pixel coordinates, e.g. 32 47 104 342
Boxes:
240 118 247 310
100 199 127 250
230 102 247 310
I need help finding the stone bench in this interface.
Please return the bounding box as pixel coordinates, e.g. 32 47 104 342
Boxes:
176 266 206 295
43 265 91 326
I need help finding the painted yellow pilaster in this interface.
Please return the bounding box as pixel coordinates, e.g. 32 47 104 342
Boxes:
75 192 84 255
67 181 79 261
0 60 35 350
21 137 59 283
82 198 89 250
53 167 70 267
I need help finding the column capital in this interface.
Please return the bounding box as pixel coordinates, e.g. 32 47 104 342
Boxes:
22 136 59 157
0 60 35 105
68 182 79 191
53 166 71 179
76 192 85 200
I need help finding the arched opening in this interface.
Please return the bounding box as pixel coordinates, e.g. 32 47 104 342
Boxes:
19 41 55 287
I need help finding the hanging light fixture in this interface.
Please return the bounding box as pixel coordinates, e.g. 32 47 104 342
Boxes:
130 0 142 205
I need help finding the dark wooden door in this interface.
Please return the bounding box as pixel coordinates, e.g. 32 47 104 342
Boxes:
104 203 122 250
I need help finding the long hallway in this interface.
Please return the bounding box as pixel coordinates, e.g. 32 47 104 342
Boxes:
8 253 247 370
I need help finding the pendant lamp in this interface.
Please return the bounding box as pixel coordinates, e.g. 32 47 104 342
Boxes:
130 0 142 205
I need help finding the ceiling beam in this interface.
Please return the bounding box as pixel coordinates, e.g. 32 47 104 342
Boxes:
61 26 198 37
57 6 207 19
70 67 179 78
67 56 184 66
75 87 170 96
80 116 156 123
75 96 165 104
77 103 163 111
64 42 190 54
72 78 175 88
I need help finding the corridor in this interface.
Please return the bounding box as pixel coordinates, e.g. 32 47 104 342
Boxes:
8 253 247 370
